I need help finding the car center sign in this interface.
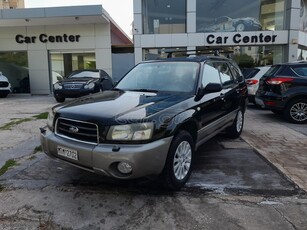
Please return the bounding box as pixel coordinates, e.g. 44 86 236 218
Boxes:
15 34 81 44
203 31 288 46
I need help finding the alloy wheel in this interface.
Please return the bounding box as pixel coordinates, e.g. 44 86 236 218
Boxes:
290 102 307 122
173 141 192 180
236 110 243 132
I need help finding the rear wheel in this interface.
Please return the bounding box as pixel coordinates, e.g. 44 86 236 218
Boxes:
226 107 244 138
0 93 8 98
284 99 307 124
235 23 245 32
161 130 194 190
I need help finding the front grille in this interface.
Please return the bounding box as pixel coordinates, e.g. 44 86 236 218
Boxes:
63 83 83 90
55 118 99 144
0 81 9 87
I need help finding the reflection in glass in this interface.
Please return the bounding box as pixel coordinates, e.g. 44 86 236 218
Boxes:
143 47 187 60
142 0 186 34
195 46 283 68
0 52 29 93
196 0 284 32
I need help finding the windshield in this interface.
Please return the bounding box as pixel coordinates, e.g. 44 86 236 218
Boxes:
68 70 100 79
116 62 199 93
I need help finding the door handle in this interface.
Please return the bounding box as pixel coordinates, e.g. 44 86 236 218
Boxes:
220 93 226 101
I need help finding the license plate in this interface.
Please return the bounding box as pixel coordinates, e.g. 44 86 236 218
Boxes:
57 146 78 160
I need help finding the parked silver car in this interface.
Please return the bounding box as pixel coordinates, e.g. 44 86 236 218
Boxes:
242 66 271 104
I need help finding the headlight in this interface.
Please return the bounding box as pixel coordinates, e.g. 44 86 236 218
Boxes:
84 82 95 89
46 109 55 131
107 123 154 141
54 83 62 90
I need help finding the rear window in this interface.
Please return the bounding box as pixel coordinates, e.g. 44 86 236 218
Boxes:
263 65 282 77
292 67 307 77
242 68 260 79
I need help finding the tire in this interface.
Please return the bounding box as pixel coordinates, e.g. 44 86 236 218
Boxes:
161 130 194 190
284 99 307 124
0 93 8 98
226 107 244 138
235 23 245 32
55 96 65 103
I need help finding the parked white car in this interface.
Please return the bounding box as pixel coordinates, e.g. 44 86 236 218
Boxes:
0 72 11 98
242 66 271 104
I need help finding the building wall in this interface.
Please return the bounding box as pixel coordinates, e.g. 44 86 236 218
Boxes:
0 23 112 94
133 0 302 65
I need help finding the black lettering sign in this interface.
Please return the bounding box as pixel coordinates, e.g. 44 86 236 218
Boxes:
16 34 81 44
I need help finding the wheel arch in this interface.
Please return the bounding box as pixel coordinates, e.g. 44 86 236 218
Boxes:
285 94 307 109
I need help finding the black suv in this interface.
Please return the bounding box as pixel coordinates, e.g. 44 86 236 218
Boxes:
41 56 248 190
256 62 307 124
53 69 114 103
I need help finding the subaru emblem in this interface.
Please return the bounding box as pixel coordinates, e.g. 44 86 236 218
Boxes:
69 126 79 133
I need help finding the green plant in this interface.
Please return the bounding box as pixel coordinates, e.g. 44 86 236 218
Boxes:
33 145 42 154
33 112 48 120
0 159 17 177
0 118 33 130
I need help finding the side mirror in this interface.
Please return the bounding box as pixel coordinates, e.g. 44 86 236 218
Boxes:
195 83 222 101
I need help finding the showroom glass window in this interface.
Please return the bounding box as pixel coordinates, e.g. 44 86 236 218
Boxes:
143 47 187 60
196 45 283 68
49 51 96 91
196 0 285 32
0 52 29 93
142 0 186 34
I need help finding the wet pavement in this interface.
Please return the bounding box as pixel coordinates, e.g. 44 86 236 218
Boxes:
0 95 307 229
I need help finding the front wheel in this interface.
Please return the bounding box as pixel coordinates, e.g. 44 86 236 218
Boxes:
161 130 194 190
284 99 307 124
226 108 244 138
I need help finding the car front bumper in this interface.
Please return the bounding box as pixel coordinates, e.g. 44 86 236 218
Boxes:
54 88 97 98
40 127 173 179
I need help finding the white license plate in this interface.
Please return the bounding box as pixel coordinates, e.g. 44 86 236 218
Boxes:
57 146 78 160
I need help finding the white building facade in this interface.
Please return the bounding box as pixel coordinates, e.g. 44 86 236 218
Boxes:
133 0 303 68
0 5 132 95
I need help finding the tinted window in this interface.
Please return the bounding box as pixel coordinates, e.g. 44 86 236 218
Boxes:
292 67 307 76
69 70 100 79
202 62 221 87
263 65 282 77
242 68 260 79
214 62 234 87
117 62 199 93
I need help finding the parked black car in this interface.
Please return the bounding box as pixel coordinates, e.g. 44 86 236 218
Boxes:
41 56 248 190
256 61 307 123
53 69 113 103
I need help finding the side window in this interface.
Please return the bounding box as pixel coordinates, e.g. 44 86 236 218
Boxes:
215 62 234 87
229 64 241 81
202 62 221 87
293 67 307 77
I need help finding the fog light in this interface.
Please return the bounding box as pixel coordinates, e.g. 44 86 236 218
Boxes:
117 162 132 174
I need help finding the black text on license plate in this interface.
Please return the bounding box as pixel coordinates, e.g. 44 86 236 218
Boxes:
57 146 78 160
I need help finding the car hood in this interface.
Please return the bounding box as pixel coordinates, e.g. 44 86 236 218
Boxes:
60 77 98 84
56 90 192 125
